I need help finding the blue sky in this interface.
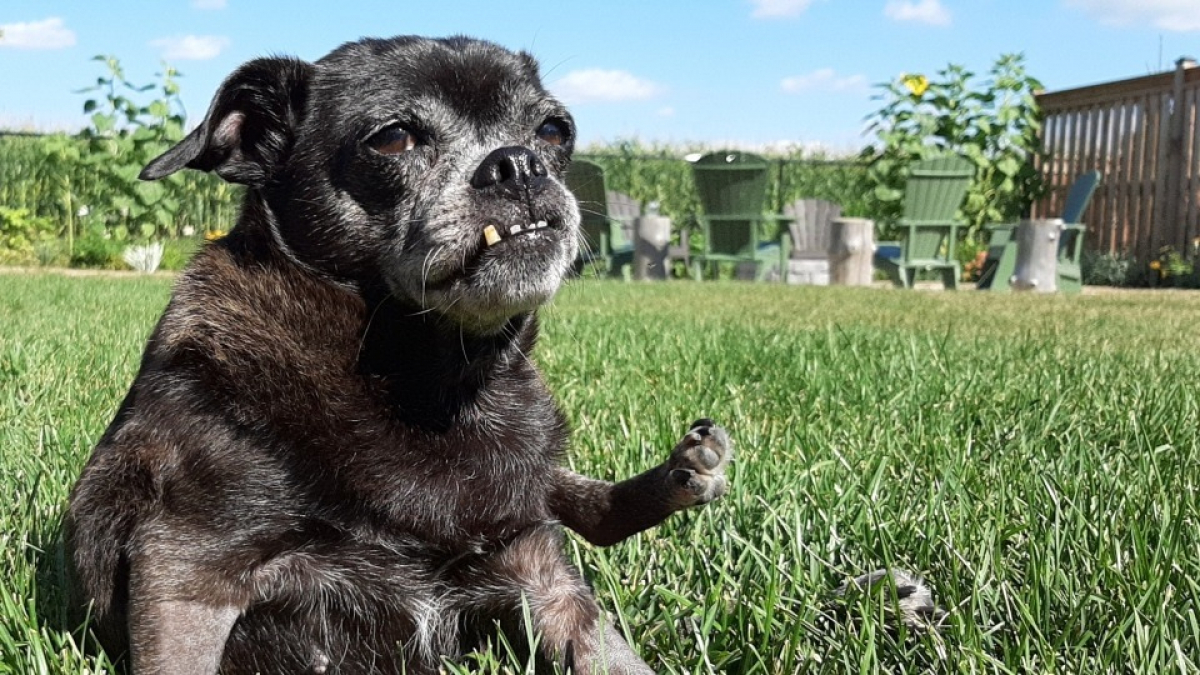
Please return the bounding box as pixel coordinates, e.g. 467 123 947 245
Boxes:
2 0 1199 152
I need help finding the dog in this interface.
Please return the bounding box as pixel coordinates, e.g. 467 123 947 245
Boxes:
66 35 731 674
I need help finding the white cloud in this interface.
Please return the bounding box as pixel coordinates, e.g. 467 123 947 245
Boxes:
749 0 815 18
150 35 230 60
191 0 228 8
884 0 952 26
657 106 676 117
781 68 869 94
552 69 660 104
0 17 76 50
1065 0 1200 31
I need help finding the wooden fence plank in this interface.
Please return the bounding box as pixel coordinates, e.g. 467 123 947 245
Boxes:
1036 59 1200 260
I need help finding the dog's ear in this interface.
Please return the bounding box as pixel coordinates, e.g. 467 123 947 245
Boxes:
140 57 312 186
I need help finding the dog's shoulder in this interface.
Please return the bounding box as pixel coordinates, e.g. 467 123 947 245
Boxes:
152 237 364 372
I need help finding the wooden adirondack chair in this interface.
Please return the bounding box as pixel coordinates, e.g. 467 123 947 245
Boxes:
874 155 974 290
780 198 841 285
565 159 635 279
977 170 1101 293
689 151 785 281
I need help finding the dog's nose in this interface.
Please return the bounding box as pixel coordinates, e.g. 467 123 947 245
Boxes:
470 147 548 197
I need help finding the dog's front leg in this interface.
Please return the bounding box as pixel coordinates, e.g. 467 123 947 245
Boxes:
127 551 244 674
550 419 731 546
479 525 654 675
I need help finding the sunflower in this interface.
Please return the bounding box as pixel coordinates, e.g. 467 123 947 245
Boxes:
901 73 929 97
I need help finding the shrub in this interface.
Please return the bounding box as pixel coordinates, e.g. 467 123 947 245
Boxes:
70 232 126 269
33 240 65 267
0 206 56 265
861 54 1044 242
1082 250 1139 287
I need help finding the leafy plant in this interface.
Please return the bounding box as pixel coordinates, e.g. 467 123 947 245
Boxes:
77 55 189 241
70 227 127 269
1081 250 1138 287
0 206 56 264
1148 245 1198 288
861 54 1045 242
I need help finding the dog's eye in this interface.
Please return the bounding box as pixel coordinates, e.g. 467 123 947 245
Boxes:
536 120 568 146
367 126 418 156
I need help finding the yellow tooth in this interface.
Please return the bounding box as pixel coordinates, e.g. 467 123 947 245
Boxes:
483 225 501 246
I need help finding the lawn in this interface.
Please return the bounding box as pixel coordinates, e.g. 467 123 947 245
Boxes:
2 273 1198 674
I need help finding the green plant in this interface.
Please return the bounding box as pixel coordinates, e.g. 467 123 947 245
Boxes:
1081 250 1138 287
957 239 989 282
69 228 127 269
0 206 56 264
1149 245 1197 288
77 55 189 241
861 54 1045 240
33 240 64 267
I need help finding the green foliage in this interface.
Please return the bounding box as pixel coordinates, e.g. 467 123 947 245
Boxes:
76 55 192 241
1081 250 1139 287
69 230 127 269
0 207 56 265
1148 245 1199 288
861 54 1045 242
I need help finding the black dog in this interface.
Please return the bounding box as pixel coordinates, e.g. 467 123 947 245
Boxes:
67 35 731 674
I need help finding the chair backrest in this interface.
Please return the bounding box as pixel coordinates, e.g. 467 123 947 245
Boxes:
691 151 770 256
902 155 974 223
605 191 641 249
691 152 770 216
1061 170 1102 224
566 159 612 257
783 198 841 255
904 225 954 262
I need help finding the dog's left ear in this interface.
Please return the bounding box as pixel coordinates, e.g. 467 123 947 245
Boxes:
140 57 313 186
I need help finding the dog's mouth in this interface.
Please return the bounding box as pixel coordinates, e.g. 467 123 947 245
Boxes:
481 219 553 247
421 215 568 291
465 216 565 266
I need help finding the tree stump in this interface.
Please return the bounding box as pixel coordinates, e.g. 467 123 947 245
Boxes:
1011 219 1062 293
828 218 875 286
633 214 672 280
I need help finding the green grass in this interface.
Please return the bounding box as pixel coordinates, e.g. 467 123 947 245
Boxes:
2 274 1199 674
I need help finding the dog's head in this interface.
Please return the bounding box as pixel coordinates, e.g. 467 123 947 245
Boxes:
143 36 580 335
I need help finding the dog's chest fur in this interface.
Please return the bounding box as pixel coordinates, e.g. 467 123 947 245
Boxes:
128 233 567 550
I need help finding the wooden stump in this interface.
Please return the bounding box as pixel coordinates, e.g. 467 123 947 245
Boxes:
1011 219 1062 293
828 218 875 286
633 215 672 280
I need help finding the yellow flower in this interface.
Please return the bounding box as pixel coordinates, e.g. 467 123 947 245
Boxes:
204 229 227 241
1149 260 1162 271
901 73 929 97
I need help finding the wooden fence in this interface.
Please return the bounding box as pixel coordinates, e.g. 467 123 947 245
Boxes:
1034 58 1200 261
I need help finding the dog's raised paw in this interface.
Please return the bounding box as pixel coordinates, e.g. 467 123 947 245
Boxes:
665 419 732 509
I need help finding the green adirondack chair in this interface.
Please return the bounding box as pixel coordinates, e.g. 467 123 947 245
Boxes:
977 170 1101 293
689 151 786 281
565 159 634 279
874 155 975 290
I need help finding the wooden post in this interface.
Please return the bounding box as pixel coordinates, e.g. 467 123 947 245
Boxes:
828 218 875 286
1160 58 1194 253
1011 219 1062 292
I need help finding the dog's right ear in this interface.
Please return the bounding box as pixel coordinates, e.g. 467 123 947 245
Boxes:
140 57 312 186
